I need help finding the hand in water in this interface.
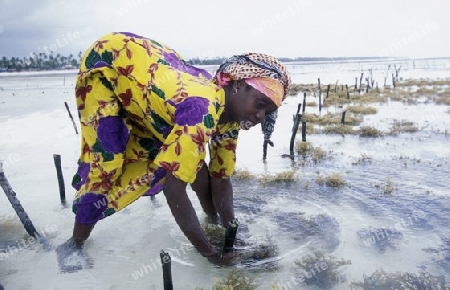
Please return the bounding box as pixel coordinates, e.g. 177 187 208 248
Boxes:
56 238 93 273
207 251 240 266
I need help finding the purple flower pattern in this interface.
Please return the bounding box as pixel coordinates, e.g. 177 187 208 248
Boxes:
174 97 209 126
97 116 130 154
162 51 212 78
73 162 90 190
74 193 108 224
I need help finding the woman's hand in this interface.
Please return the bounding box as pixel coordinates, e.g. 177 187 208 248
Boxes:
205 250 240 266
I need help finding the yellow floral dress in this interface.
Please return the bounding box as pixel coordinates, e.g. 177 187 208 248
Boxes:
71 32 240 224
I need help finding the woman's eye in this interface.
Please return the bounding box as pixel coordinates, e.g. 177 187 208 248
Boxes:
257 101 264 109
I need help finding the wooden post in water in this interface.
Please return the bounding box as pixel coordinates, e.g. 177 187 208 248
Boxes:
64 102 79 135
289 103 302 157
0 163 41 239
223 218 239 253
359 73 364 94
302 92 306 114
326 84 330 101
394 65 401 83
318 78 322 113
341 110 347 125
301 122 307 142
318 94 322 113
346 85 350 99
53 154 66 206
160 250 173 290
355 77 358 92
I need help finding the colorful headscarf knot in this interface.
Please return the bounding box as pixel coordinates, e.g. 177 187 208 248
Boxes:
213 53 291 107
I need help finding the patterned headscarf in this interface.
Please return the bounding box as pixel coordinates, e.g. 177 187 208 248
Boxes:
213 53 291 107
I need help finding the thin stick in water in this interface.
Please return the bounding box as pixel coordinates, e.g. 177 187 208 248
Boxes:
223 218 239 253
64 101 79 135
289 103 302 156
160 250 173 290
53 154 66 206
301 121 307 142
341 110 347 125
0 163 43 241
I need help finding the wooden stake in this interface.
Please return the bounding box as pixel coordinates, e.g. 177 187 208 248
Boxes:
341 110 347 124
160 250 173 290
64 102 79 135
359 73 364 94
289 103 302 156
301 121 307 142
302 92 306 114
53 154 66 206
0 163 42 240
223 218 239 253
318 78 322 113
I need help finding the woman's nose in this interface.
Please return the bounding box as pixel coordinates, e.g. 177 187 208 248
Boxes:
255 109 265 123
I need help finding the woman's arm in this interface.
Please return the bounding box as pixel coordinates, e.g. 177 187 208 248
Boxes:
163 171 217 257
211 177 235 228
191 163 235 228
164 171 238 265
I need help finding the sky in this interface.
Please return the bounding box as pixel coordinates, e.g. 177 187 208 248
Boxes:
0 0 449 60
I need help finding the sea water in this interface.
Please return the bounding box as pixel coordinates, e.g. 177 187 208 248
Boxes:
1 58 450 289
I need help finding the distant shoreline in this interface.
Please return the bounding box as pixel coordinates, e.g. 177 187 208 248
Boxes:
1 56 449 75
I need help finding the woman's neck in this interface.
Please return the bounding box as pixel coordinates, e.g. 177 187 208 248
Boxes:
218 85 232 124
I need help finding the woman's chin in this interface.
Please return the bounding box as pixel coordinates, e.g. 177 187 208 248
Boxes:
239 120 256 130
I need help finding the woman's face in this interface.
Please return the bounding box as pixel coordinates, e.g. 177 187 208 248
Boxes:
229 80 278 130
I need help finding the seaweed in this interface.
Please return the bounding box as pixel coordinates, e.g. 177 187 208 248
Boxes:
350 269 450 290
423 236 450 270
203 220 281 271
273 212 340 250
194 269 259 290
212 269 259 290
294 251 351 288
295 141 328 164
203 222 226 248
315 173 346 188
238 234 280 271
357 227 403 252
257 169 299 184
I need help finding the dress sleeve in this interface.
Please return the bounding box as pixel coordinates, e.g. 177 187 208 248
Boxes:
153 96 218 184
208 124 240 179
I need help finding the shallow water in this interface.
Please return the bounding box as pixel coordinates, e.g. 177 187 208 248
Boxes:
1 58 450 289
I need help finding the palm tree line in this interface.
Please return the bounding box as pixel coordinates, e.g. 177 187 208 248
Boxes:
0 51 83 72
1 51 365 72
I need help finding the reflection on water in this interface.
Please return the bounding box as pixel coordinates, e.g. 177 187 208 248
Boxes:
1 58 450 289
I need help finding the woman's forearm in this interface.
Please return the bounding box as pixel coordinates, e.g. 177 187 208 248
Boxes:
163 172 217 256
211 177 235 227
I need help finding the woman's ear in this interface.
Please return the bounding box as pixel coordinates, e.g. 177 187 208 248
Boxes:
232 80 239 92
236 79 246 88
235 79 249 92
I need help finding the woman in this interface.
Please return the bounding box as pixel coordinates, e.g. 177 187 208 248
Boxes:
61 32 291 266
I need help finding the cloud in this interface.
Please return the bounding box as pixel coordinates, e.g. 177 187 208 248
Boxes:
0 0 449 59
